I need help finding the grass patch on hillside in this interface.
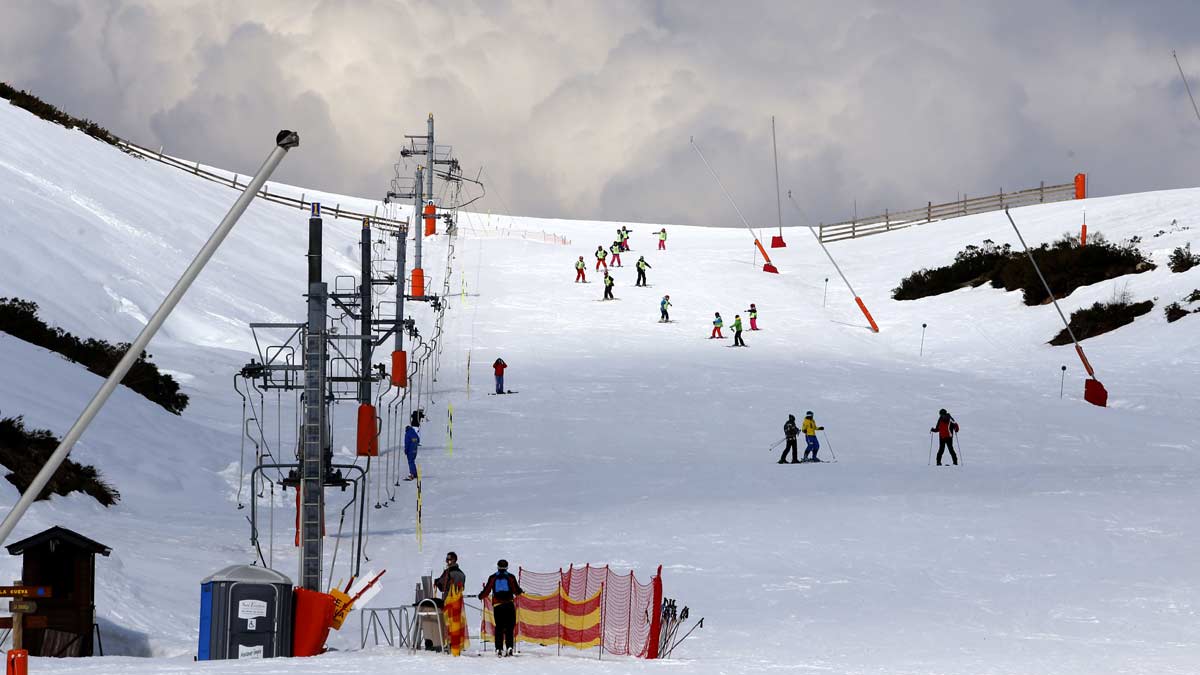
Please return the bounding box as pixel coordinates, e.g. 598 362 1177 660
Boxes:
893 234 1155 305
1168 243 1199 273
1049 298 1154 345
0 82 120 147
0 415 120 506
0 297 188 414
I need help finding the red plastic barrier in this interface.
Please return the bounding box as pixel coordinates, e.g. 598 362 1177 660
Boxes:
1084 378 1108 407
6 650 27 675
293 588 335 657
770 235 786 248
391 350 407 387
356 403 378 456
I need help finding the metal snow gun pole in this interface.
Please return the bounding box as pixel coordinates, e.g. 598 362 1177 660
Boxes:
1005 208 1107 407
786 191 879 332
690 137 779 274
0 130 301 545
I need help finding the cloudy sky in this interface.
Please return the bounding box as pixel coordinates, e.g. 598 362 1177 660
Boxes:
3 0 1200 227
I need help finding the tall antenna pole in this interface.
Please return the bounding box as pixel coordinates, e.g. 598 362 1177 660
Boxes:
1173 50 1200 124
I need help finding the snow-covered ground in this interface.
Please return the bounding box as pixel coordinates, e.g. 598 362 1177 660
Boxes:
1 99 1199 674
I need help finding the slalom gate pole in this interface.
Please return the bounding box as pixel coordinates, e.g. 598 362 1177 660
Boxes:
690 137 779 273
787 192 878 332
928 433 934 466
0 130 300 546
823 277 829 307
821 430 838 462
920 323 927 357
1005 208 1105 405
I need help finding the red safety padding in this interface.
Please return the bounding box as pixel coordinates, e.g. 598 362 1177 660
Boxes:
423 202 436 236
1084 378 1108 407
356 403 378 456
391 350 407 387
293 588 335 657
770 235 786 248
1074 173 1087 200
7 649 28 675
411 268 425 298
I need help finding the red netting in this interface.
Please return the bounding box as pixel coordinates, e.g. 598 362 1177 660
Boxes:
478 564 662 658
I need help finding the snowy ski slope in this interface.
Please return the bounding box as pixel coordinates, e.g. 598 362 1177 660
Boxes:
1 99 1199 674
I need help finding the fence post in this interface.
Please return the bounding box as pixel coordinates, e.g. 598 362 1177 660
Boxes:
1039 181 1045 203
999 187 1003 209
194 162 200 175
927 201 932 222
885 209 890 231
962 194 967 215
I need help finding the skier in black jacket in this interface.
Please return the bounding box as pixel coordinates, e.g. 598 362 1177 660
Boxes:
780 414 800 464
479 559 524 657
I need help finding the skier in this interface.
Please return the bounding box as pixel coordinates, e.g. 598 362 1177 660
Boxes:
710 312 723 339
636 256 651 286
603 271 615 300
931 408 960 466
660 295 671 322
435 551 466 599
610 241 623 267
779 414 800 464
574 256 586 283
621 226 632 251
746 303 759 330
595 246 608 271
493 357 507 394
658 227 667 250
478 559 524 657
801 411 824 462
403 423 420 480
732 314 745 347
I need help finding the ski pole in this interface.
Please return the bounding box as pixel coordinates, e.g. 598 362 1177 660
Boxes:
954 430 963 465
821 430 838 462
927 432 935 466
768 437 786 450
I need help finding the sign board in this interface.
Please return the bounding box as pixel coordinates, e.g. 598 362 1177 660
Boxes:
8 600 37 614
0 616 46 630
0 586 51 599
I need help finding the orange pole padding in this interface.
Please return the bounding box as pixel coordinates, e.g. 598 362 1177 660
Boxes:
7 650 28 675
423 201 437 236
1074 173 1087 200
1074 344 1096 378
411 268 425 297
356 403 379 456
1081 223 1087 247
753 239 773 265
390 350 407 387
855 297 880 333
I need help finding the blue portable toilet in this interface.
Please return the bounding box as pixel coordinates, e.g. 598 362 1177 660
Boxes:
198 565 293 660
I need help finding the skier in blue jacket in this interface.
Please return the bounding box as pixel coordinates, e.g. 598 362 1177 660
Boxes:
403 424 421 481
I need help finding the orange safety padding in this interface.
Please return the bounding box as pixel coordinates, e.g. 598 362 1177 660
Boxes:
7 650 28 675
1074 344 1096 378
356 403 378 456
855 297 880 333
423 202 436 236
292 588 335 657
753 239 773 265
1074 173 1087 200
411 268 425 298
1080 223 1087 247
390 350 407 387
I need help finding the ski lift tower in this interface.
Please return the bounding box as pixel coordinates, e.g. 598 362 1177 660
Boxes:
395 114 460 298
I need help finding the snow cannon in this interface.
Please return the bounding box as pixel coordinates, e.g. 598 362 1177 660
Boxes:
423 201 436 236
754 239 779 273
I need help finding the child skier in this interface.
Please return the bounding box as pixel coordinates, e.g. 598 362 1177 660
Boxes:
478 559 524 657
603 271 615 300
403 424 420 480
658 227 667 250
801 411 824 461
636 256 651 286
710 312 723 339
732 315 745 346
595 246 608 271
747 303 759 330
574 256 586 283
780 414 800 464
621 226 632 251
931 408 960 466
610 241 623 267
660 295 671 322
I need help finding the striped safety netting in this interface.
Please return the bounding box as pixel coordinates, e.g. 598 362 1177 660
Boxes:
480 564 663 658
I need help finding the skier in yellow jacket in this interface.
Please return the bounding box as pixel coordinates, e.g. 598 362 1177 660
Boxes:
801 411 824 462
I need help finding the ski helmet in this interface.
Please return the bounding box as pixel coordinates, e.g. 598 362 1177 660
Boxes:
788 414 795 421
805 411 813 417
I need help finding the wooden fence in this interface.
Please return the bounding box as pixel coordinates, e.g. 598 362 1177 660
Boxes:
817 174 1086 243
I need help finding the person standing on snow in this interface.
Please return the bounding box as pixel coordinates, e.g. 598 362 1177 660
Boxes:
574 256 587 283
931 408 960 466
493 357 507 394
660 295 671 322
636 256 651 286
610 241 623 267
658 227 668 250
435 551 466 599
478 559 524 657
603 271 615 300
801 411 824 461
732 315 746 347
746 303 759 330
595 246 608 271
780 414 800 464
621 226 632 251
403 423 421 480
710 312 724 339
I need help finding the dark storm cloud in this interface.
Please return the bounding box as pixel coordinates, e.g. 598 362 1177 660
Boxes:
1 0 1198 227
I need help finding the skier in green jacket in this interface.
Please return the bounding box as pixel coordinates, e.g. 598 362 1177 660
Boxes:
636 256 651 286
732 315 745 347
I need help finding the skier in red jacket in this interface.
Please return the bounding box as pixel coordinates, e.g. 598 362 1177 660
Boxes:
493 358 507 394
931 408 960 466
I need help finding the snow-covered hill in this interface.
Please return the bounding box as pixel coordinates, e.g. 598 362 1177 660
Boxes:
1 98 1199 674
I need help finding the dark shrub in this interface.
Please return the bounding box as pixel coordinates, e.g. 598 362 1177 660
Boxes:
0 416 119 506
1165 302 1191 323
1186 289 1200 303
0 297 188 414
1049 299 1153 345
1168 244 1199 273
892 240 1011 300
0 82 119 147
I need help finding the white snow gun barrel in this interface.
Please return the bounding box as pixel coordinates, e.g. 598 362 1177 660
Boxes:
786 192 879 333
1004 208 1106 407
690 137 779 273
0 130 301 546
